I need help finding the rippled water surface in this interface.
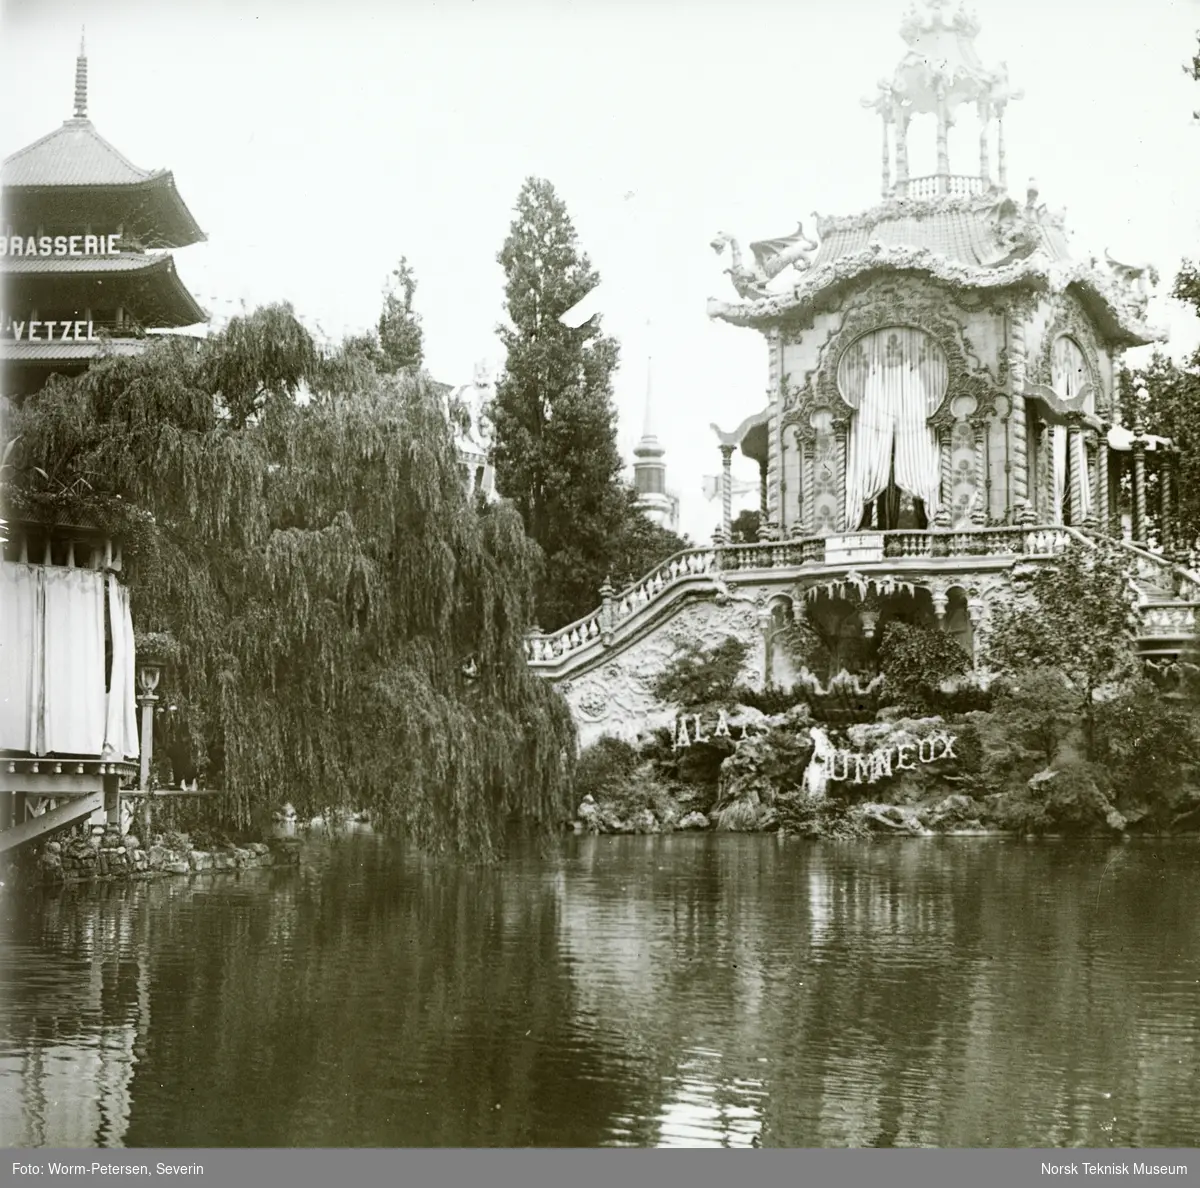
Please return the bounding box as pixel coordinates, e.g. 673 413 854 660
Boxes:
2 833 1199 1148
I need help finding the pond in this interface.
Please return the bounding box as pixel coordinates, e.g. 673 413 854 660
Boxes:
2 832 1199 1148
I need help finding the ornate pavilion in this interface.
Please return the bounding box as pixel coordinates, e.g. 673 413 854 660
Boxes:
526 0 1200 742
707 0 1168 551
0 37 206 399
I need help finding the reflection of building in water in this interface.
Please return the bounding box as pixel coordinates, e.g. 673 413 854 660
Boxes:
0 889 151 1147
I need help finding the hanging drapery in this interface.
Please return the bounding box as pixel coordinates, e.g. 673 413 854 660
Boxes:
839 327 945 527
0 563 45 753
103 574 140 762
1051 425 1068 524
1052 337 1089 406
42 567 107 756
1072 431 1093 521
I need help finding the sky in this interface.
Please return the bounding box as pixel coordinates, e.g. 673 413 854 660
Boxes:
3 0 1199 544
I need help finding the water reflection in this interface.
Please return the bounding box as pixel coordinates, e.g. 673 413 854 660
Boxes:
1 834 1198 1147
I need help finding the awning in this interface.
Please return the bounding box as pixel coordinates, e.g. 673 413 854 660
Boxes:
1107 424 1173 452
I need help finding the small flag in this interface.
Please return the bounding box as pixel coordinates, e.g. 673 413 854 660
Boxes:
558 284 605 329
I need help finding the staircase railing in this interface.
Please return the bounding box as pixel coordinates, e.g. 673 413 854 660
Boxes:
524 525 1077 668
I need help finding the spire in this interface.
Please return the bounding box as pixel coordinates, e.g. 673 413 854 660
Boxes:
633 353 664 458
73 28 88 119
641 355 655 440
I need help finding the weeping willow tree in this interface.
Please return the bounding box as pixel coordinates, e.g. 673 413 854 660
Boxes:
5 305 576 858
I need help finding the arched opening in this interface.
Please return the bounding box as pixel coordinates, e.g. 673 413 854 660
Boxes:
838 327 948 531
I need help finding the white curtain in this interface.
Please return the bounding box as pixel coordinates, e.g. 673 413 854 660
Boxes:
1051 425 1068 525
1073 431 1093 521
42 567 107 756
103 575 140 761
0 563 45 753
840 328 945 526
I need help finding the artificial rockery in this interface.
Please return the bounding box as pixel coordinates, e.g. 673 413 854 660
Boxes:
571 538 1200 839
555 2 1200 836
6 306 576 859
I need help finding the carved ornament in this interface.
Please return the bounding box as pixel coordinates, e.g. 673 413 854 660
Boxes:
776 285 997 433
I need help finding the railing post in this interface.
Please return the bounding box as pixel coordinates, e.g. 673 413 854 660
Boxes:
599 577 615 647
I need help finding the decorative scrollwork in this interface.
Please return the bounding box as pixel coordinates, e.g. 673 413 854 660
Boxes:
800 281 996 431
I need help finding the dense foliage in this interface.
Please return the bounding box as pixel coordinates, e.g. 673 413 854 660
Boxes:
986 541 1137 744
877 620 971 710
5 305 575 858
490 177 685 630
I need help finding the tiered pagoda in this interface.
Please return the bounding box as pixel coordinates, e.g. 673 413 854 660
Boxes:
1 38 206 399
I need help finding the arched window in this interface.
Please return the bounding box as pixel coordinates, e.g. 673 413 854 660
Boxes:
837 327 948 530
1051 336 1090 405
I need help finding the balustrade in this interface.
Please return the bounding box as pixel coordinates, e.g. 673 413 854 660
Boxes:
524 527 1084 666
904 174 987 199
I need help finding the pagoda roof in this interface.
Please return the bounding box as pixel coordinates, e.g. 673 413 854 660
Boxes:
1 337 147 363
2 119 206 248
3 252 208 327
707 193 1164 349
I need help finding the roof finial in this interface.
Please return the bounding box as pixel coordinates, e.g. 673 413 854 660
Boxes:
74 27 88 119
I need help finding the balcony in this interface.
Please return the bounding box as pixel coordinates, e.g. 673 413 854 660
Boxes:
899 174 989 199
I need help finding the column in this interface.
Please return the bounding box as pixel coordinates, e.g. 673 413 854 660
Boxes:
978 111 991 184
936 90 950 193
894 105 910 197
720 444 735 539
940 426 954 510
973 420 988 522
796 436 816 530
996 113 1008 191
1132 420 1147 544
759 460 769 522
834 427 848 531
1096 425 1110 532
880 113 891 198
1161 449 1174 551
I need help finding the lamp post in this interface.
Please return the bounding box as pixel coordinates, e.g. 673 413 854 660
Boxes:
136 655 163 833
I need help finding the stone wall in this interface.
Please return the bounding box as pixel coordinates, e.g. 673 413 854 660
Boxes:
24 823 301 889
556 593 766 749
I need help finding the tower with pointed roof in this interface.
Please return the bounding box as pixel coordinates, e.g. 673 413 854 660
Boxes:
1 37 207 398
707 0 1166 548
631 358 680 531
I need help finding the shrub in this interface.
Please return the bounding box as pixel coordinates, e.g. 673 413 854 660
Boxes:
1092 680 1200 821
652 636 749 711
878 620 971 710
990 761 1120 834
984 669 1081 772
733 682 809 715
574 736 641 803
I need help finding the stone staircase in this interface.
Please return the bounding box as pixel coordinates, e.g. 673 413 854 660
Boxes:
523 526 1200 684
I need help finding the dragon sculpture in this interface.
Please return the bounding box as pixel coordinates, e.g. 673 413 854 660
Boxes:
710 222 820 300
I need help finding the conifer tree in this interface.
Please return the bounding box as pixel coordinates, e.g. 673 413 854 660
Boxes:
378 256 424 372
490 177 632 630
